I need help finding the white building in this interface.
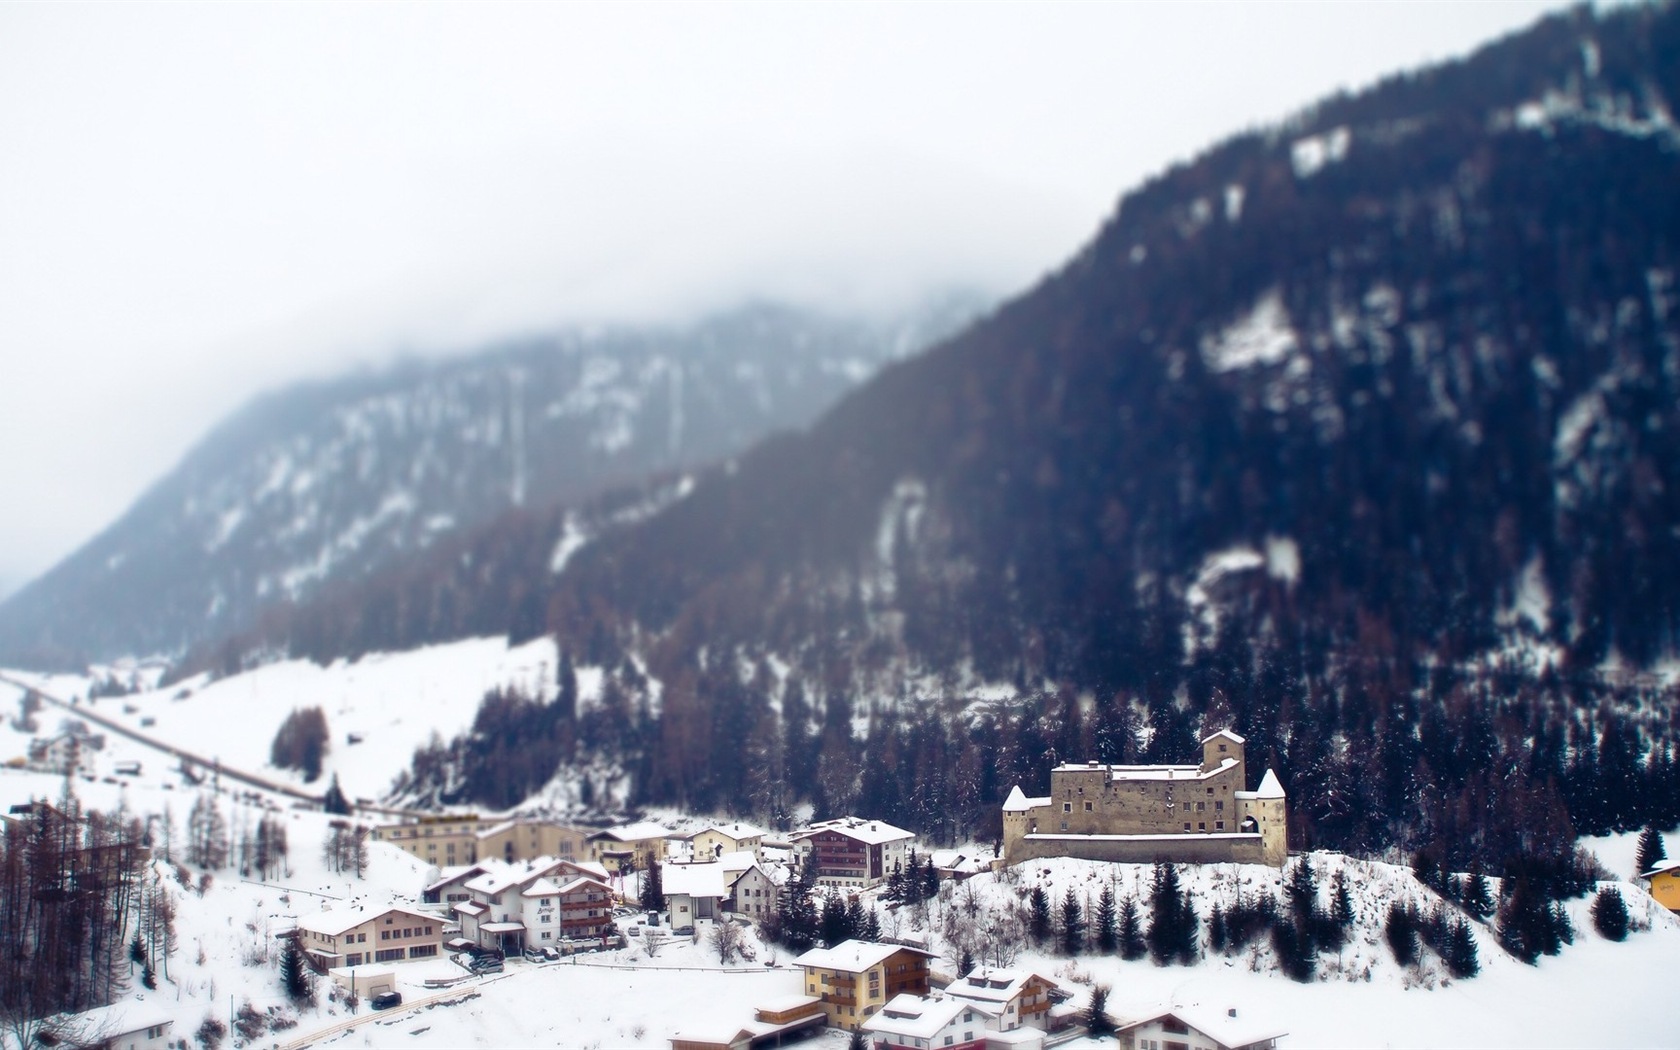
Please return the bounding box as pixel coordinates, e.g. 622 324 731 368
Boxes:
860 993 991 1050
454 858 614 953
59 1000 173 1050
790 817 916 890
662 852 779 927
690 821 769 862
942 968 1062 1032
1115 1007 1285 1050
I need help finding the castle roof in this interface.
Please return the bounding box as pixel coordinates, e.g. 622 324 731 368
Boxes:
1003 786 1049 812
1201 728 1246 745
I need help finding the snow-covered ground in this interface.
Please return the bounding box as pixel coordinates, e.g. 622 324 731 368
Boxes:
1 637 558 803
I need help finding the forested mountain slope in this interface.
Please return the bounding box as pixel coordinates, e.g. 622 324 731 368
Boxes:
225 6 1680 866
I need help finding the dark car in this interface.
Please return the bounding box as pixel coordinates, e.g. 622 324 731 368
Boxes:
470 956 503 974
370 991 402 1010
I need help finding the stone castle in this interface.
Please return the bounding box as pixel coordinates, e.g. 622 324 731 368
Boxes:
1002 729 1287 867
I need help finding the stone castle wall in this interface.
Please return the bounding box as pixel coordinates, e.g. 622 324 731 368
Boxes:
1009 832 1271 867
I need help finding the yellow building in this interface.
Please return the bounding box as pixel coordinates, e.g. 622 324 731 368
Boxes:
1641 859 1680 912
793 939 934 1031
370 814 487 867
475 819 591 864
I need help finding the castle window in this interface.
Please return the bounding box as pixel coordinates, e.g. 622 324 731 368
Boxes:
1216 801 1224 811
1062 803 1071 813
1216 821 1225 830
1183 823 1191 832
1059 822 1068 831
1084 801 1092 811
1219 744 1227 752
1198 822 1206 831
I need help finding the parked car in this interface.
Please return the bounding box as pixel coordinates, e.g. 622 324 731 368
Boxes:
541 946 561 961
469 956 503 974
524 947 548 963
371 991 402 1010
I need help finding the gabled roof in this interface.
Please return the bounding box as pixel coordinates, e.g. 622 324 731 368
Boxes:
944 968 1054 1005
589 821 671 843
61 1000 173 1040
698 820 768 841
1639 858 1680 878
297 905 433 938
425 863 491 894
555 875 612 896
792 938 933 973
792 816 915 846
1201 728 1247 746
1116 1006 1286 1049
860 994 970 1039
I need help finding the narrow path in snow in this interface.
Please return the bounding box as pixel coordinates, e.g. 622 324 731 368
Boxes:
0 671 417 819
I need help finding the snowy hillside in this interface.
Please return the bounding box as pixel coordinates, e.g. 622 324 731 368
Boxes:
1 637 563 805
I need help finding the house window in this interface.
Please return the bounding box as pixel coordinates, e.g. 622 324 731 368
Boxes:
375 948 404 962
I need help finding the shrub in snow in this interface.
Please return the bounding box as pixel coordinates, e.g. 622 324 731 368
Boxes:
1591 886 1630 941
195 1016 227 1050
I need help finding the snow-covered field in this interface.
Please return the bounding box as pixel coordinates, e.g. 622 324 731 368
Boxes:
1 637 559 803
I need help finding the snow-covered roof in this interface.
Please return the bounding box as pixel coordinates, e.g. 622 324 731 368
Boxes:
1116 1006 1286 1049
521 877 562 897
792 816 915 845
296 905 432 938
944 968 1048 1004
62 999 173 1040
860 994 971 1039
1069 758 1237 782
1253 769 1285 798
1640 858 1680 878
718 850 761 874
453 900 487 917
793 939 932 973
480 921 523 933
698 820 768 841
663 861 729 899
1003 785 1048 813
425 863 490 894
590 820 670 843
1202 728 1247 746
555 875 612 895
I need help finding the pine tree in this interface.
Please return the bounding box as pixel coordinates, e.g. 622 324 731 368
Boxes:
1094 884 1118 954
1591 886 1629 942
279 938 312 1003
640 862 665 912
1029 887 1052 945
821 891 850 947
1146 864 1197 965
321 775 351 816
1635 826 1667 875
1060 888 1085 956
1208 903 1227 953
1084 984 1116 1037
1118 896 1146 961
861 906 881 943
1330 870 1354 934
1442 917 1480 978
1384 902 1418 966
1461 866 1494 919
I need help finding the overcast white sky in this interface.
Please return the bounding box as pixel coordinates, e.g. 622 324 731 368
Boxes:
0 1 1570 595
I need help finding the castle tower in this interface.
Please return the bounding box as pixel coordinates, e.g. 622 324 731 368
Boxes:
1236 769 1288 866
1200 729 1246 788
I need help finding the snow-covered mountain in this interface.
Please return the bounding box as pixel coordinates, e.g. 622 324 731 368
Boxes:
0 297 984 668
